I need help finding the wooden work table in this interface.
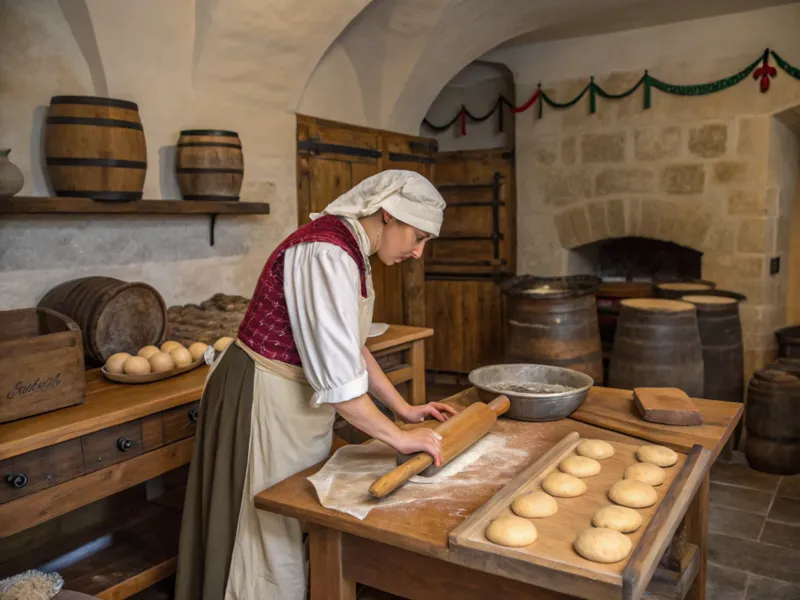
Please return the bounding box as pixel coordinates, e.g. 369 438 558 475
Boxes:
255 386 742 600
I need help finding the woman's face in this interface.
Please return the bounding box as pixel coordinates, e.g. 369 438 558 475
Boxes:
377 210 432 266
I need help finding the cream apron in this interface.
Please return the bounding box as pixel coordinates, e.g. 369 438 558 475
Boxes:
223 272 375 600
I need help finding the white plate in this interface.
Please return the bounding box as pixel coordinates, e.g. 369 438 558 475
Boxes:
368 323 390 338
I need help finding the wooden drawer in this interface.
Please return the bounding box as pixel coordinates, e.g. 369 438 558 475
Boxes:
374 349 407 372
0 439 84 504
163 401 200 444
81 421 144 473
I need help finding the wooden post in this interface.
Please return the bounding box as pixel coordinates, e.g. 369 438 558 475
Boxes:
684 474 710 600
409 339 427 406
309 524 356 600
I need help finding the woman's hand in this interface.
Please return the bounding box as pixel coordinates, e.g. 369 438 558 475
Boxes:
393 428 444 467
399 402 457 424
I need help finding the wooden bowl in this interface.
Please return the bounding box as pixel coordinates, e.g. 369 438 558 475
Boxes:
101 357 205 384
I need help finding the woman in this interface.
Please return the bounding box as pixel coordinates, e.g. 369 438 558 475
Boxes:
175 170 454 600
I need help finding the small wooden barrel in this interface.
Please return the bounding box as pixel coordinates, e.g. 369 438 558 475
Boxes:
776 325 800 360
176 130 243 200
608 298 704 396
744 365 800 475
45 96 147 201
502 275 604 384
38 276 167 363
654 280 716 300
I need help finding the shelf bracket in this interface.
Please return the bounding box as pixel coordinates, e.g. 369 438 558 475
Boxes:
209 214 218 246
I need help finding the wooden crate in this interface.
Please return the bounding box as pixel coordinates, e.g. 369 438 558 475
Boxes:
0 308 85 423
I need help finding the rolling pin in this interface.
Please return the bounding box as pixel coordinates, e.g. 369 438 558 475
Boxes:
369 395 510 499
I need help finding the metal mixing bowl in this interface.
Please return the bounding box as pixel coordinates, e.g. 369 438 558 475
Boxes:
468 363 594 421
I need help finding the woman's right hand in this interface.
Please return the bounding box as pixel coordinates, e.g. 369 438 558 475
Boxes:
393 428 444 467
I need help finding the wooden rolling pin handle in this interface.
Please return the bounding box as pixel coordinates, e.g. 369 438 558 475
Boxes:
487 395 511 417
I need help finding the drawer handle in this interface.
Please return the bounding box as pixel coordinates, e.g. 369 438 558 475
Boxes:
117 437 134 452
6 473 28 489
188 408 199 424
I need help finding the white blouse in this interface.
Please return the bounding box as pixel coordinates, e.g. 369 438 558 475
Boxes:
283 222 371 407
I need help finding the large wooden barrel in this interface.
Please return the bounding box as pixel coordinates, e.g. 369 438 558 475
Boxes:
38 276 167 363
176 130 243 200
654 280 716 300
744 365 800 474
596 281 654 349
502 275 604 384
608 298 704 396
776 325 800 359
45 96 147 201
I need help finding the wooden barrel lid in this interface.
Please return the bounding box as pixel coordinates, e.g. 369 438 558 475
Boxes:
656 282 712 292
621 298 695 312
682 294 737 305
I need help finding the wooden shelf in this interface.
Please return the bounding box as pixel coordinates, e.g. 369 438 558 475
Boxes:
0 196 270 215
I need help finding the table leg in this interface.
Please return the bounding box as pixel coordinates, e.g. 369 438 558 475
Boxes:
409 339 426 406
684 473 710 600
309 524 356 600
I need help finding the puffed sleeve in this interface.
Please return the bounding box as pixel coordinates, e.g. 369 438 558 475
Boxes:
284 241 368 407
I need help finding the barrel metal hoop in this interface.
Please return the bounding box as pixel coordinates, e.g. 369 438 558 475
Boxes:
47 158 147 169
46 116 144 131
51 95 139 110
176 168 244 174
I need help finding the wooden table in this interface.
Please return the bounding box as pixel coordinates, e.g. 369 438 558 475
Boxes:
367 325 433 407
255 386 742 600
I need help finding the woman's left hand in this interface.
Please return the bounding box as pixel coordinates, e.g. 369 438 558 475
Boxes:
400 402 457 424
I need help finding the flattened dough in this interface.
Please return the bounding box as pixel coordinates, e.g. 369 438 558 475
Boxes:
636 444 678 467
574 527 632 563
542 472 586 498
625 462 666 486
511 491 558 518
485 516 538 547
559 455 601 478
592 505 643 533
576 439 614 460
609 480 658 508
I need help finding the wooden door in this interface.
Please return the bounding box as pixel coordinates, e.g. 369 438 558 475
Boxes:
426 149 516 374
296 115 436 326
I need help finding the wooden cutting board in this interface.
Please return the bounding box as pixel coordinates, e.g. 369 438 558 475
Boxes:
448 431 710 600
633 388 704 426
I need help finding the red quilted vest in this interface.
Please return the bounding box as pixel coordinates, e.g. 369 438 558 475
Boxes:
237 215 368 365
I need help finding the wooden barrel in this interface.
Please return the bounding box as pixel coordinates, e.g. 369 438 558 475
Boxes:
608 298 704 396
176 130 243 200
596 281 654 350
776 325 800 359
502 275 604 384
744 365 800 475
654 280 716 300
45 96 147 201
38 276 167 363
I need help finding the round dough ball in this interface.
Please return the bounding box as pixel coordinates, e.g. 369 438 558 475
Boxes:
123 356 152 375
559 456 601 478
576 439 614 460
137 345 160 359
170 347 193 367
188 342 209 362
592 506 643 533
105 352 130 375
542 472 587 498
149 351 176 373
625 463 666 486
213 336 234 352
511 491 558 518
160 340 183 353
574 528 632 563
636 445 678 467
484 516 538 547
609 480 658 508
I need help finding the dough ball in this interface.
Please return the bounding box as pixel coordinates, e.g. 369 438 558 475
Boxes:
542 472 587 498
636 445 678 467
149 351 176 373
511 491 558 518
592 506 643 533
574 528 632 563
188 342 209 361
484 516 538 547
559 455 601 478
137 345 160 359
105 352 130 375
625 463 666 486
123 356 152 375
609 480 658 508
160 340 183 353
213 336 234 352
170 347 193 367
576 439 614 460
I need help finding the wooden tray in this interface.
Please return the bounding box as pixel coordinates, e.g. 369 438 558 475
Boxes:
449 431 710 600
101 358 205 384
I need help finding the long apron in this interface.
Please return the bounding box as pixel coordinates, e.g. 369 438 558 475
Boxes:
174 271 375 600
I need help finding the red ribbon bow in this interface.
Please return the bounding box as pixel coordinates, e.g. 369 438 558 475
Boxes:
754 50 777 93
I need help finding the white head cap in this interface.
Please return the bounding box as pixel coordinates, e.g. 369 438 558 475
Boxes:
310 170 446 236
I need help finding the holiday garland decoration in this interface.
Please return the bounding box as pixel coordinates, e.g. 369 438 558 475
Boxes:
422 48 800 136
